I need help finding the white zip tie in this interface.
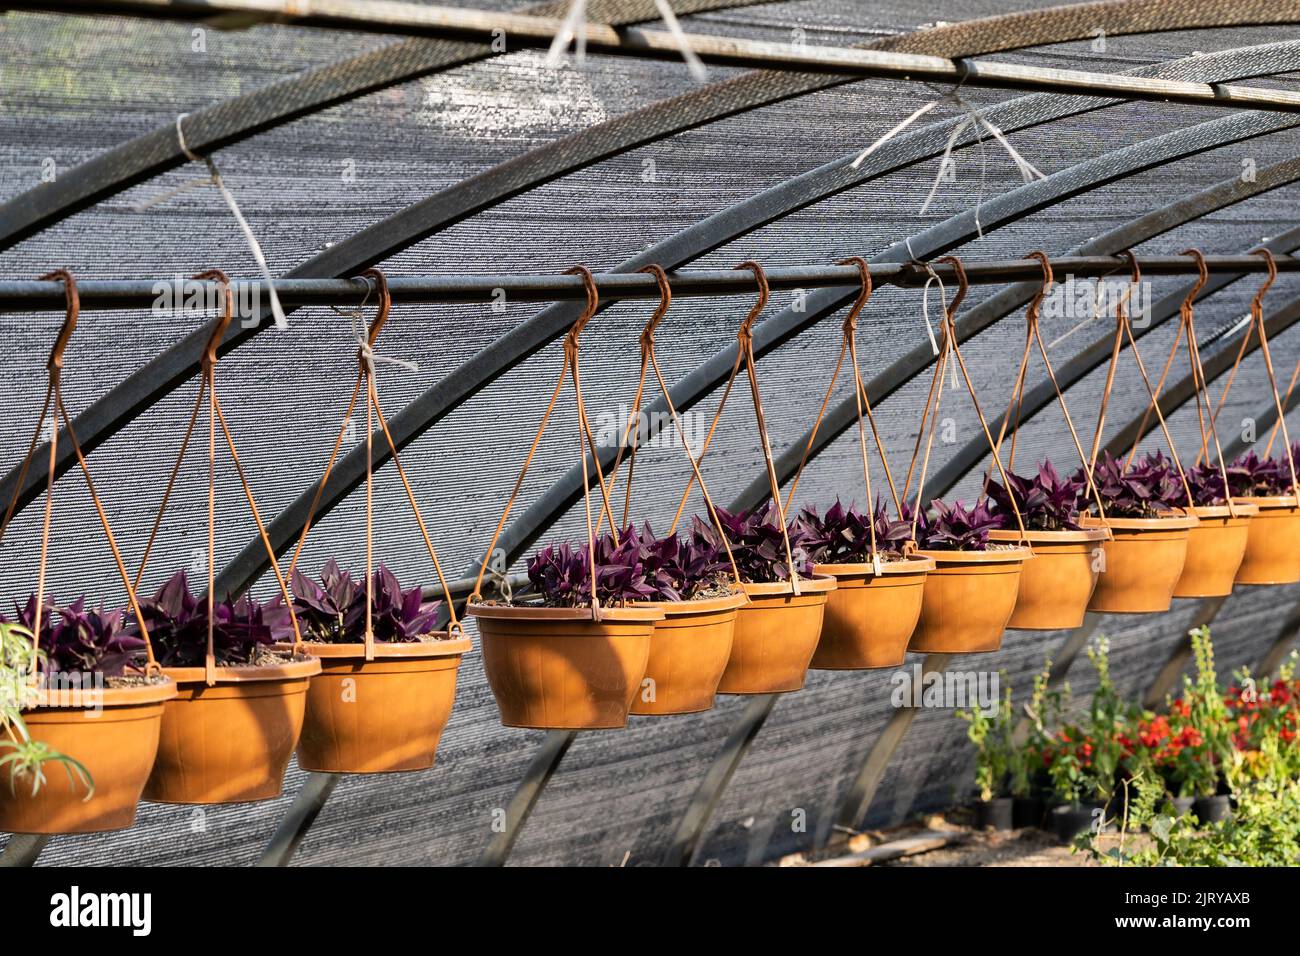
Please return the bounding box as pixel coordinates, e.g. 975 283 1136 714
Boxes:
654 0 708 82
546 0 588 67
919 264 944 356
173 114 288 330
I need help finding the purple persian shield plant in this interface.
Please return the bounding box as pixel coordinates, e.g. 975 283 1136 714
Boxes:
1166 459 1254 508
690 502 814 584
291 561 442 643
1076 450 1180 519
129 570 294 667
632 524 732 601
794 498 910 563
985 460 1084 532
525 529 659 608
4 596 144 678
908 498 1001 551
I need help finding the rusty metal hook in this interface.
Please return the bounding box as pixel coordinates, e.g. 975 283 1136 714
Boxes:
636 264 672 350
40 269 79 376
194 269 233 371
836 256 872 336
734 260 769 341
564 265 599 347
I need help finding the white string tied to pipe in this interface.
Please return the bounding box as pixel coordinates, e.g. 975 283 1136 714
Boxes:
918 262 944 357
545 0 588 67
171 113 288 330
339 286 420 378
653 0 708 82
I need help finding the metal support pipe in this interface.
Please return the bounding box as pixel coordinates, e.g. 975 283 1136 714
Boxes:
31 1 1300 114
3 255 1295 315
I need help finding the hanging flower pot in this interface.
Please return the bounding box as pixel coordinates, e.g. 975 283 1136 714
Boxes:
630 590 746 715
908 514 1034 655
1173 502 1257 597
281 271 474 771
145 656 319 803
1083 512 1198 612
128 271 319 803
1236 496 1300 584
810 556 934 668
0 271 176 833
474 603 660 728
719 574 838 693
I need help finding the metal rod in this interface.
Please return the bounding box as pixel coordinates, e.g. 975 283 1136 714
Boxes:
256 772 340 867
0 834 50 867
31 1 1300 115
3 255 1296 315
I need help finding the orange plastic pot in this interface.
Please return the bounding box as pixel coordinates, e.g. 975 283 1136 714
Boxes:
1173 502 1258 597
907 547 1033 654
629 590 746 716
144 656 320 804
470 603 661 729
1235 496 1300 585
285 636 472 773
989 528 1109 630
1083 512 1198 613
717 575 837 694
810 557 934 669
0 679 176 834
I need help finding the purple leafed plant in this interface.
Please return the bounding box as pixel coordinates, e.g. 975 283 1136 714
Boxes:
129 570 294 667
985 460 1084 531
290 560 442 643
793 498 910 563
907 498 1002 551
1076 450 1181 519
3 596 145 678
1231 448 1300 497
525 530 660 608
1166 459 1252 507
632 524 733 601
690 502 814 584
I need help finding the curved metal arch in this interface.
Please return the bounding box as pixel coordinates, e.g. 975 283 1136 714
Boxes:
0 0 766 253
7 6 1299 533
211 41 1300 598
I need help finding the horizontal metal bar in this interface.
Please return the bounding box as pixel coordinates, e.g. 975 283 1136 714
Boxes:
32 1 1300 114
4 255 1296 315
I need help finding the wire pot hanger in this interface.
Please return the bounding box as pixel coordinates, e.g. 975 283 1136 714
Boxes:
470 265 618 621
988 250 1108 523
668 261 803 593
286 268 463 661
902 255 1028 544
1085 251 1195 510
593 264 744 593
1122 249 1238 517
133 269 303 686
1203 248 1300 500
0 270 160 678
782 257 904 575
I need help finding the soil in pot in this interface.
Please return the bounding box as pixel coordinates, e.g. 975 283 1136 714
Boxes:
1012 795 1045 829
630 590 745 716
809 557 934 670
1050 802 1105 843
1235 496 1300 585
975 797 1014 831
471 602 661 729
0 678 177 834
144 654 320 804
286 635 472 773
1082 513 1198 613
1173 503 1257 598
907 547 1032 654
717 575 837 694
1192 794 1232 824
989 528 1107 630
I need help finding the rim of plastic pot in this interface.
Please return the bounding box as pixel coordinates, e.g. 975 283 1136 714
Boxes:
1080 512 1200 531
913 546 1034 564
1237 495 1300 510
812 556 936 577
27 676 178 710
634 589 748 615
467 602 665 623
988 527 1109 544
273 636 472 659
1186 502 1260 519
741 573 838 597
162 655 322 685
